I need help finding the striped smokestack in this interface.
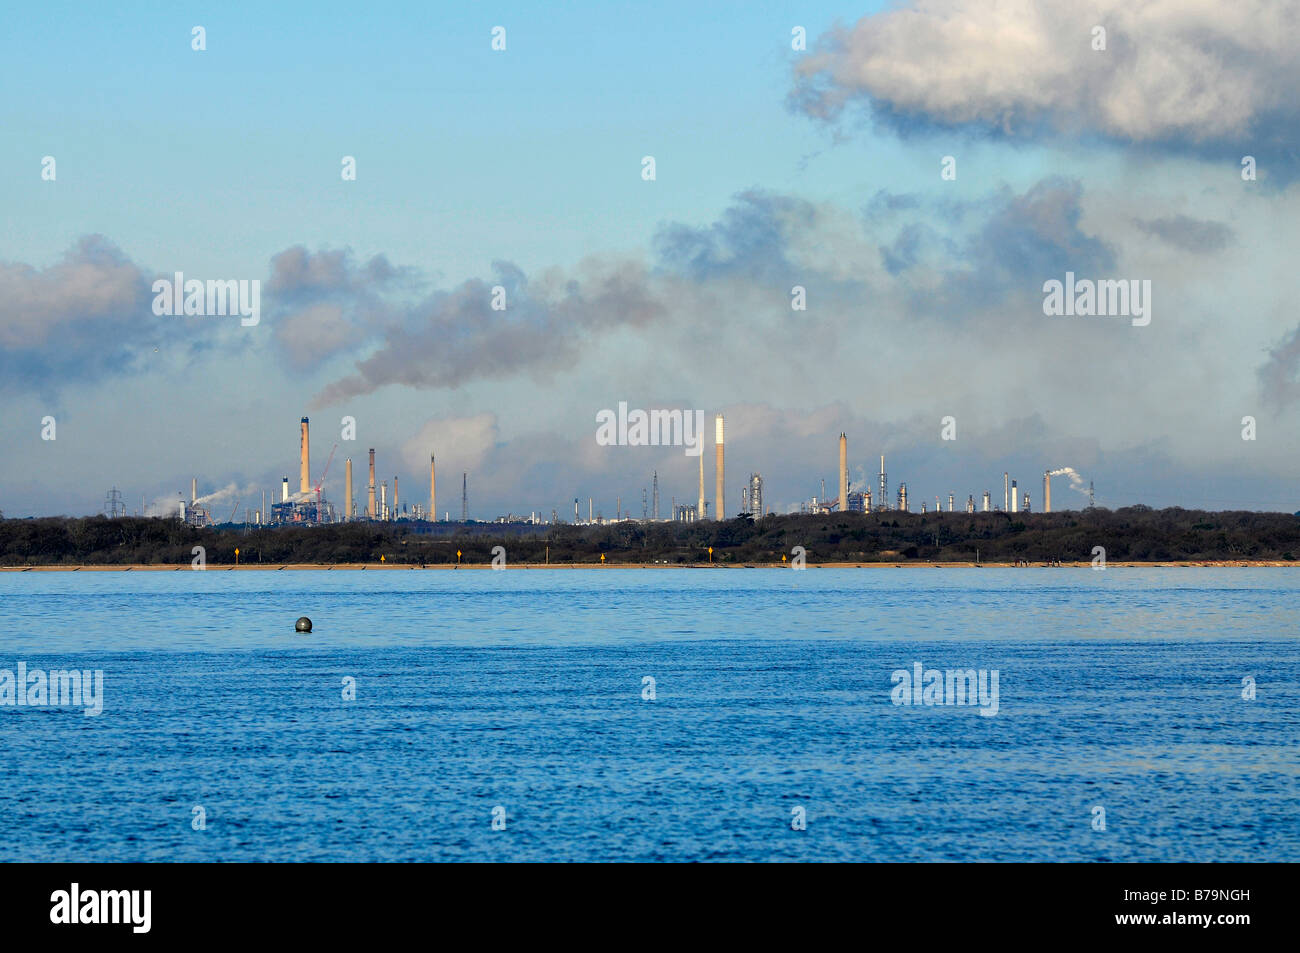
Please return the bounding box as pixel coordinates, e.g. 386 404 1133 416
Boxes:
838 433 848 512
714 415 725 521
367 449 376 518
299 417 311 496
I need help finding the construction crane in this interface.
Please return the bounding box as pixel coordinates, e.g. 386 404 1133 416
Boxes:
314 443 338 521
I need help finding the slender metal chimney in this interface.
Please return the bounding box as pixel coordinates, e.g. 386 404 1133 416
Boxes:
282 477 289 503
380 481 387 520
715 415 725 520
429 454 436 523
300 417 311 496
191 477 197 506
698 449 705 522
367 449 376 519
393 476 399 520
1004 473 1010 512
1044 470 1052 513
838 433 848 512
345 458 353 520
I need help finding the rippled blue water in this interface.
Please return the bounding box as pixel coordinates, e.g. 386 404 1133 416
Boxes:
0 567 1296 861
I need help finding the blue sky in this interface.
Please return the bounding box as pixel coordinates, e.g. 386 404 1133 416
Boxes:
2 1 1298 518
6 2 894 275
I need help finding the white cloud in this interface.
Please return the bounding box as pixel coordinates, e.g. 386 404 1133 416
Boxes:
792 0 1300 147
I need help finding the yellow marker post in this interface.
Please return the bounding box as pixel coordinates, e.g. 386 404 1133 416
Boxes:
457 550 462 564
708 546 713 564
234 547 239 566
380 555 385 563
782 554 787 564
600 553 606 564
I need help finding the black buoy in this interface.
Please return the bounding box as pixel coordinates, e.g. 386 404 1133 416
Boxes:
295 616 312 633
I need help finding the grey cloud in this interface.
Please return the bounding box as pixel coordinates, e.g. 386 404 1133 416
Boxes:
1259 324 1300 410
310 191 849 406
0 178 1123 411
887 177 1115 314
1134 215 1233 253
0 236 172 396
266 246 410 370
310 177 1123 405
267 246 405 296
864 189 922 223
654 190 820 283
310 258 666 408
880 223 928 275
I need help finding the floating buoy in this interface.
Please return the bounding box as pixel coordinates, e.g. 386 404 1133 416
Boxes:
295 617 312 633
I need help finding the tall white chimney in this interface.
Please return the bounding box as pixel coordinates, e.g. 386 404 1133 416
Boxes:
715 415 725 521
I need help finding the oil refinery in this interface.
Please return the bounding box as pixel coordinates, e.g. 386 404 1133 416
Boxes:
163 413 1091 527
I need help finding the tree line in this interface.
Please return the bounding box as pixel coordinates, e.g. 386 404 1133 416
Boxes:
0 507 1297 565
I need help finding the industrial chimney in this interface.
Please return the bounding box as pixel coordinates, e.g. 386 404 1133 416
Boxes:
838 433 848 512
715 415 725 521
191 477 197 506
367 449 376 519
393 476 399 520
1010 480 1019 513
281 477 289 503
300 417 311 497
697 450 705 522
1044 470 1052 513
345 458 353 520
430 454 436 523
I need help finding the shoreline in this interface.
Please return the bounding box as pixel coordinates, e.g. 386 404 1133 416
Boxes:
1 560 1296 572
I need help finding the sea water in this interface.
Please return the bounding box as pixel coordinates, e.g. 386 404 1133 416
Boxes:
0 568 1296 861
